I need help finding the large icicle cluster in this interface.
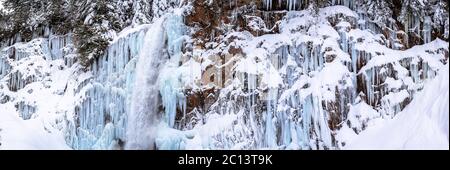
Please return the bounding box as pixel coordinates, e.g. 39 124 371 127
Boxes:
168 4 448 150
0 33 75 120
263 0 314 11
158 11 187 128
66 5 194 149
65 27 147 150
0 30 79 149
178 6 357 149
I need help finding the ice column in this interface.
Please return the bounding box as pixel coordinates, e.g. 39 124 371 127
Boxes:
423 16 432 44
159 12 186 128
265 88 278 148
66 26 146 150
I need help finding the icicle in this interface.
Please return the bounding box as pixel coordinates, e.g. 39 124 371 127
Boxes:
287 0 292 11
423 16 432 44
265 0 272 10
246 72 260 148
159 12 187 128
265 88 278 148
300 94 313 148
313 95 332 149
411 57 420 83
350 42 357 73
0 57 11 80
17 101 36 120
166 13 185 61
66 26 147 150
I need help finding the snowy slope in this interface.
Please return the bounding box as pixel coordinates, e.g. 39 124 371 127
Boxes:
0 36 75 150
0 103 69 149
344 64 449 150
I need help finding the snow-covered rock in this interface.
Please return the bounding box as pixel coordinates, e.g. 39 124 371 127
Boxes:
0 0 448 150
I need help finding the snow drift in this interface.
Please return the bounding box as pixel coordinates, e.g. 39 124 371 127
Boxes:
345 64 449 150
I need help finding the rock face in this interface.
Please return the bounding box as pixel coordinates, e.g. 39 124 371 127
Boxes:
0 0 448 150
173 0 449 149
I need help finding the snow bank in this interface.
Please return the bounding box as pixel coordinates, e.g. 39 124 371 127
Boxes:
345 64 449 150
0 35 75 150
0 103 70 150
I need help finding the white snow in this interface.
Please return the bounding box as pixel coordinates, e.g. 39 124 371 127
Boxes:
346 99 381 133
0 0 4 12
111 24 153 44
261 64 283 88
345 64 449 150
235 57 258 75
0 87 70 150
0 30 75 150
320 5 358 18
187 113 238 149
358 39 448 74
0 103 69 149
308 23 340 40
155 113 238 150
384 77 403 90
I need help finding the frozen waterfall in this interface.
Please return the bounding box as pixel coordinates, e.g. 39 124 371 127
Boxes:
126 18 167 150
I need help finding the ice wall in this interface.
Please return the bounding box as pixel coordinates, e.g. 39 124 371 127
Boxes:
67 10 189 150
65 28 146 150
159 12 187 128
188 5 448 150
